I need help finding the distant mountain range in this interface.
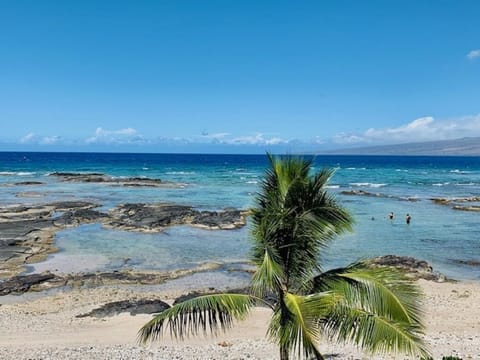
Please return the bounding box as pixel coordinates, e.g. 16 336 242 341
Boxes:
323 137 480 156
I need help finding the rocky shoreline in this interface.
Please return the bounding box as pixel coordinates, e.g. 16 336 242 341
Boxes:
0 201 100 277
0 253 448 299
341 189 480 212
0 199 248 278
0 262 235 296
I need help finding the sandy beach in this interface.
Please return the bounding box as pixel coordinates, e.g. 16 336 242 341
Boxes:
0 279 479 360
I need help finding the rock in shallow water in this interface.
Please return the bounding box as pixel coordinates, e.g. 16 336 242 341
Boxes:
49 172 177 187
367 255 448 282
106 203 247 232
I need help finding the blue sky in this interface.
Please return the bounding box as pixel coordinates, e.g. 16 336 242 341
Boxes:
1 0 479 153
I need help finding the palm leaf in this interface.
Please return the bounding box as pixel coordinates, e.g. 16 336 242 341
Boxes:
252 154 353 292
313 264 424 325
138 293 257 343
324 301 429 357
268 292 336 360
314 265 430 358
250 246 284 298
338 267 424 324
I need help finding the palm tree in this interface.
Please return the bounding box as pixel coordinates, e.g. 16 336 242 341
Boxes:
139 154 430 360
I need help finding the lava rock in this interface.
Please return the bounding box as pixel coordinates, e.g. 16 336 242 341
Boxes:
0 273 56 295
76 299 170 318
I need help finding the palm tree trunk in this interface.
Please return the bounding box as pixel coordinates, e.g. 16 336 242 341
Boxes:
280 344 289 360
278 290 289 360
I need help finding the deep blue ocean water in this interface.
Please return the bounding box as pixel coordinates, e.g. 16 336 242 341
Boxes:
1 152 480 280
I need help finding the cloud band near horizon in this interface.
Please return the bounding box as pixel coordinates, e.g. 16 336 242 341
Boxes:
9 113 480 150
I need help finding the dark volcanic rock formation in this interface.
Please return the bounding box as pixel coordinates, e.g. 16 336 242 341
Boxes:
366 255 447 282
107 203 194 231
0 199 247 277
449 259 480 267
49 172 107 182
452 205 480 212
54 208 109 227
49 172 178 188
106 203 248 232
0 273 56 295
76 299 170 318
190 208 247 229
0 263 225 295
431 196 480 212
0 201 103 277
13 181 44 186
340 190 420 202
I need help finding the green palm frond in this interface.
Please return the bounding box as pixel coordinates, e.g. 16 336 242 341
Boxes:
324 300 429 357
252 154 353 291
339 266 424 324
268 292 335 360
265 153 311 202
250 246 284 298
138 293 257 344
313 263 424 325
314 265 429 358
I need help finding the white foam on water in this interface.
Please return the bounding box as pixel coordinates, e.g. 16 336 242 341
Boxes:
450 169 471 174
433 182 450 186
165 171 196 175
0 171 36 176
349 182 386 188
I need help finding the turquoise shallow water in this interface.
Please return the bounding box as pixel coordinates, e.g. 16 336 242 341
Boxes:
1 152 480 280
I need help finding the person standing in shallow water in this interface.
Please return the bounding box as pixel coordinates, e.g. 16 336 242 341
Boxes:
389 212 394 221
406 214 411 224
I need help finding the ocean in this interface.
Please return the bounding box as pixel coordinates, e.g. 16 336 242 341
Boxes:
1 152 479 280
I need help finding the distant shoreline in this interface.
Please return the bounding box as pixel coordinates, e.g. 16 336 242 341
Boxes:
0 150 480 159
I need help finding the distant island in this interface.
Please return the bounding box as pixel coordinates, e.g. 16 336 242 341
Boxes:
323 137 480 156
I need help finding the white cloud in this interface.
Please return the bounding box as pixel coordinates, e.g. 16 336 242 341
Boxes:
151 132 291 147
467 49 480 60
14 116 480 151
265 137 285 145
40 136 61 145
19 133 37 144
16 127 291 149
18 133 62 146
86 127 145 144
226 133 289 146
363 116 437 141
199 132 230 142
312 136 326 145
333 133 365 144
334 115 480 145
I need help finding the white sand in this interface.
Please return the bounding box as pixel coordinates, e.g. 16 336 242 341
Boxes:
0 280 479 359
